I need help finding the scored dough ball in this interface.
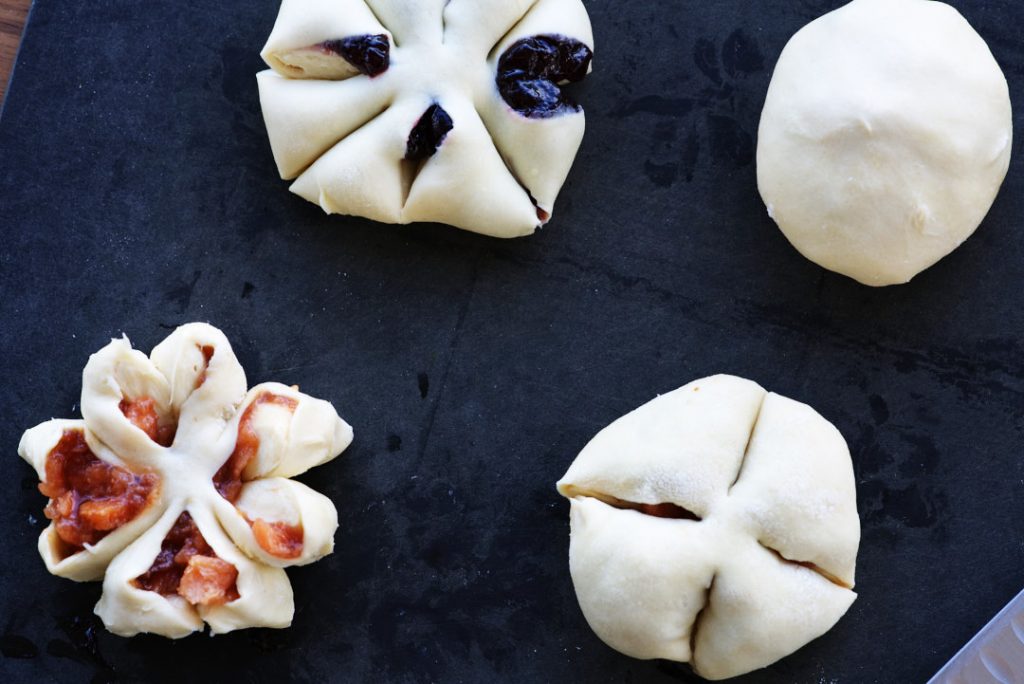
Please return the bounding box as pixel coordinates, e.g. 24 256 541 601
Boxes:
757 0 1012 287
257 0 595 238
557 375 860 680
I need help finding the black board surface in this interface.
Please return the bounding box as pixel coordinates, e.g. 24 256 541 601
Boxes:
2 1 1023 682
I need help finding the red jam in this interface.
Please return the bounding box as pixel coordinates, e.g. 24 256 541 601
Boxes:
195 345 215 389
119 396 175 447
39 430 158 556
133 511 239 606
637 503 701 521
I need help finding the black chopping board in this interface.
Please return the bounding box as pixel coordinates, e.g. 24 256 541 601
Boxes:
2 0 1023 681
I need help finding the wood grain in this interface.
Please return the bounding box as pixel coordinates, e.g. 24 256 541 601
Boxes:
0 0 31 107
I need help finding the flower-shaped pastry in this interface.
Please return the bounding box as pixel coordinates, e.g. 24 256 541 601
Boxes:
18 323 353 638
557 375 860 681
257 0 594 238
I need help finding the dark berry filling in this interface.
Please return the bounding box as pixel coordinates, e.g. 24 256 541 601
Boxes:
497 35 592 118
405 104 454 161
321 34 390 78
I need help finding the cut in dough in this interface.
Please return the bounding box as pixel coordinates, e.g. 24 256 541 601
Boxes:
757 0 1012 287
18 323 354 638
557 375 860 680
258 0 595 238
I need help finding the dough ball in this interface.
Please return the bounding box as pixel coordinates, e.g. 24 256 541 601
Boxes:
20 323 354 638
557 375 860 680
257 0 595 238
757 0 1012 286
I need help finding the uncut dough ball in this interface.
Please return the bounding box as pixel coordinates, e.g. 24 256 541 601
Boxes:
757 0 1012 287
557 375 860 681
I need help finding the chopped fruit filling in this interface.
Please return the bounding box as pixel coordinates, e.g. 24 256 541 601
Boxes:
321 33 390 77
39 430 158 555
250 518 304 560
497 34 593 118
195 345 215 389
133 512 239 606
178 555 240 606
119 396 175 447
214 393 298 503
405 104 454 161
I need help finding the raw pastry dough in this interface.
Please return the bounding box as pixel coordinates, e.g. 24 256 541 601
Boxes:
557 375 860 680
757 0 1012 287
18 323 353 638
257 0 594 238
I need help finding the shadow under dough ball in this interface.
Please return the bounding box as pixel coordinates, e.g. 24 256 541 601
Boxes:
756 0 1012 287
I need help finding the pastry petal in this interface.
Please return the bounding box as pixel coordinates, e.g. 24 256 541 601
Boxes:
403 95 539 237
730 392 860 587
80 336 173 467
558 375 766 519
693 540 856 681
226 382 353 481
290 101 416 224
150 322 247 451
94 506 205 639
258 69 394 179
480 0 593 217
567 497 716 663
261 0 389 79
21 421 165 582
212 478 339 568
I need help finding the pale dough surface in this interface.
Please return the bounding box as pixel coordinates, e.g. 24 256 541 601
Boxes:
258 0 594 238
757 0 1012 287
557 375 860 680
18 323 354 638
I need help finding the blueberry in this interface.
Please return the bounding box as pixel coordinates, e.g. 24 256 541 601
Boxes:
502 38 559 76
500 78 563 116
405 104 454 161
557 41 592 82
322 34 390 78
497 35 592 118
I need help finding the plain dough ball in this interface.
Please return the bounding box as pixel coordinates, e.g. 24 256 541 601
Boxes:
557 375 860 680
757 0 1012 287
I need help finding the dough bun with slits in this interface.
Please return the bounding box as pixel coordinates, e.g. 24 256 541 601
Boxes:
258 0 594 238
757 0 1012 287
557 375 860 680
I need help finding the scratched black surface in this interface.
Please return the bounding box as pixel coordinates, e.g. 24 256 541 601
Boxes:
1 0 1023 682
